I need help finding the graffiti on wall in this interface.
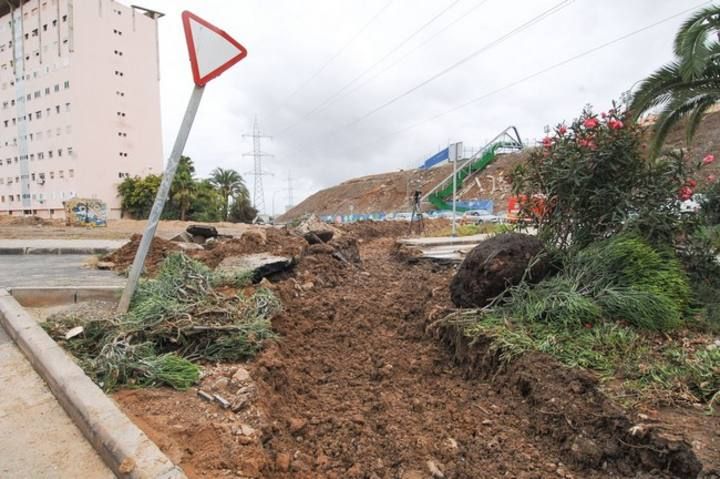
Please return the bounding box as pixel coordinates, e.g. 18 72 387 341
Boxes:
64 198 108 227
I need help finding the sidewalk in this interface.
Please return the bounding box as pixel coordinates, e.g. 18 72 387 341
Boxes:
0 326 113 478
0 239 127 255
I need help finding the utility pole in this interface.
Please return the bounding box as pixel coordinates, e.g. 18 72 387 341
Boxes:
286 171 294 211
243 116 273 214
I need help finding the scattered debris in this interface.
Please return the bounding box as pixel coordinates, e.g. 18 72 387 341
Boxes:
213 394 230 409
197 390 214 402
64 326 84 340
215 253 294 283
186 224 218 239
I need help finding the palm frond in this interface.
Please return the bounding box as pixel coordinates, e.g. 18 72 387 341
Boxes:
650 92 718 156
674 6 720 78
685 96 717 145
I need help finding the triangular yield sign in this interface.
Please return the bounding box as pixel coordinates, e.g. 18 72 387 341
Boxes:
182 11 248 86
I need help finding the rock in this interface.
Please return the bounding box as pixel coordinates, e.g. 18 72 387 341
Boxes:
288 417 307 434
450 233 551 308
275 453 291 472
239 424 256 437
401 470 424 479
303 230 334 244
294 214 343 245
231 366 251 385
169 231 194 243
301 282 314 291
241 229 267 245
186 224 218 238
96 261 115 270
175 242 204 251
426 460 445 478
568 436 603 467
215 253 294 283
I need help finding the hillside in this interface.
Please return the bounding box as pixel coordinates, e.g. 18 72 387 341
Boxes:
281 111 720 221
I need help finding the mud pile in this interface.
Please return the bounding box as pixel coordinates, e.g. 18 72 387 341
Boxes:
103 234 181 275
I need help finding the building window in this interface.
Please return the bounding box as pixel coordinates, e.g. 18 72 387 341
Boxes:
44 87 50 95
68 169 73 178
67 146 72 156
65 103 70 112
38 152 43 159
34 90 40 98
55 105 60 114
48 150 53 158
59 170 64 179
57 149 62 157
64 81 69 89
49 171 54 179
54 84 59 92
35 111 41 119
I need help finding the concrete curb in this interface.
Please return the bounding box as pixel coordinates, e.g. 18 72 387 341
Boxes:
0 246 116 255
0 289 186 479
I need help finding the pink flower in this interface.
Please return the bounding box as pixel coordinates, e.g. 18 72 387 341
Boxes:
600 112 607 119
703 154 715 165
583 117 599 129
686 178 697 188
542 136 553 148
608 119 624 130
708 174 717 182
558 125 567 136
678 186 693 201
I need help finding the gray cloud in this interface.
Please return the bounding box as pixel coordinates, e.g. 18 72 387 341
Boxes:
131 0 694 214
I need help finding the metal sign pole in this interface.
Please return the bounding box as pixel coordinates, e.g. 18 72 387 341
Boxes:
117 85 205 313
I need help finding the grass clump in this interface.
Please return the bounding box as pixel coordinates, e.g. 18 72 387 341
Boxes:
44 253 278 391
448 234 720 408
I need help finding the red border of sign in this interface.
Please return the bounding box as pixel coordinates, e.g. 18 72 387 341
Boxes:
182 11 248 86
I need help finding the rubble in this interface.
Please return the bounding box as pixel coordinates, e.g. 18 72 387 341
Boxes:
215 253 294 283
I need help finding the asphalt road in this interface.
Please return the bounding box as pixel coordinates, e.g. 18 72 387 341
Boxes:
0 255 125 288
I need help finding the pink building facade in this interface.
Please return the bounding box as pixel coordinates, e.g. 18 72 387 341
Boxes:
0 0 163 219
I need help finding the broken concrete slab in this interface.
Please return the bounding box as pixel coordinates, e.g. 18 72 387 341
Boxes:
169 231 195 244
216 253 294 283
294 214 342 239
186 224 218 239
175 242 204 252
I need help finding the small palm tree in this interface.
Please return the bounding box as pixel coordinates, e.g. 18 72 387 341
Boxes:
210 167 249 221
630 5 720 155
171 156 197 221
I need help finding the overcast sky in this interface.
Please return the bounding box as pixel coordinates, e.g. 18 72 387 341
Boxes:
130 0 706 215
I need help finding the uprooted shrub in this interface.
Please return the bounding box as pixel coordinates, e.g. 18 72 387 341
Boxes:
44 253 279 391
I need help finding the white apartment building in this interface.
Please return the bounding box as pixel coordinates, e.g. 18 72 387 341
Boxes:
0 0 163 219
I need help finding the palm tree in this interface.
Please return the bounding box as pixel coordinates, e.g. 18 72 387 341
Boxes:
209 167 249 221
630 5 720 155
171 156 197 221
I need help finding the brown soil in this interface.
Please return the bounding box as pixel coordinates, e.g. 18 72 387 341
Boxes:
103 234 182 275
112 234 716 479
0 218 253 240
198 228 307 269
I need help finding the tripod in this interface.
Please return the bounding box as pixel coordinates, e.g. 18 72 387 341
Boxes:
409 190 425 235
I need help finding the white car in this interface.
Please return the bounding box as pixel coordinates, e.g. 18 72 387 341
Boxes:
462 209 499 223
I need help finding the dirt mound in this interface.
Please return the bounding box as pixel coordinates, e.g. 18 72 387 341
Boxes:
112 235 711 479
103 234 181 275
450 233 550 308
199 228 307 269
436 324 703 478
3 215 55 226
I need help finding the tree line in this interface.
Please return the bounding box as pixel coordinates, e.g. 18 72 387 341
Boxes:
117 156 257 223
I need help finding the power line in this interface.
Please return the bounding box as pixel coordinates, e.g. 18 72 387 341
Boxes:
341 1 712 155
278 0 464 135
344 0 575 128
308 0 493 118
280 0 395 104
